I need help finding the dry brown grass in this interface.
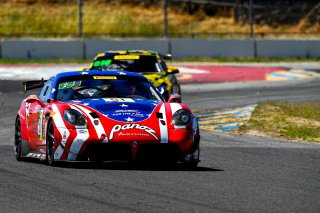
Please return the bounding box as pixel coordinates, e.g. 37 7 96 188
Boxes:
240 102 320 143
0 1 319 38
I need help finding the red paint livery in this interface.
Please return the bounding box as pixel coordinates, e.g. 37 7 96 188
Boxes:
14 71 200 166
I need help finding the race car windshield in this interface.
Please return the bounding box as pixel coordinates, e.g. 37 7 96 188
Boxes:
56 76 162 102
90 55 164 73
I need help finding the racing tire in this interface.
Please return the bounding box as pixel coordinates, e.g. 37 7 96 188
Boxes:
46 121 56 166
183 161 198 168
183 144 200 169
168 74 181 95
183 154 199 169
14 117 22 161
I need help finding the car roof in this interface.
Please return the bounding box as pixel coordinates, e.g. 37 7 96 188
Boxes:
96 50 159 57
54 70 147 80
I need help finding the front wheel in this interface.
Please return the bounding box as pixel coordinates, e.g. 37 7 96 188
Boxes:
183 144 200 168
14 117 22 161
46 121 56 166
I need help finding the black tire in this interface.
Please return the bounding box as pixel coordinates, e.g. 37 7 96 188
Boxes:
46 121 56 166
183 144 200 168
183 155 199 168
14 117 22 161
168 74 181 95
183 161 198 168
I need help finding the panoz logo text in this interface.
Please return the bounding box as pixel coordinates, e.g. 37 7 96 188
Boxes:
109 124 158 140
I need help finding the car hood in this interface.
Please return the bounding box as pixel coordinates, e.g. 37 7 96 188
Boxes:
70 98 159 122
142 73 167 88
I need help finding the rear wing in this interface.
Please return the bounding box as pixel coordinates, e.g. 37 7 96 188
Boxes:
23 78 46 93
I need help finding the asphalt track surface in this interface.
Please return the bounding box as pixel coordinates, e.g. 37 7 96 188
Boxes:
0 78 320 213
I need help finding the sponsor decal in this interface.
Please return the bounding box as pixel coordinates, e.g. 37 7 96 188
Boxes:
74 139 85 143
109 124 158 140
119 132 149 137
115 109 137 113
77 129 88 134
63 131 67 140
37 110 43 141
58 81 77 89
92 59 112 67
18 111 25 120
27 153 46 159
93 76 117 80
111 112 145 118
25 103 31 117
103 98 134 103
125 117 134 122
114 55 140 60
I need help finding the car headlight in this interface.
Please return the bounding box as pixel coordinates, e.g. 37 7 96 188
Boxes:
64 109 87 126
172 109 192 126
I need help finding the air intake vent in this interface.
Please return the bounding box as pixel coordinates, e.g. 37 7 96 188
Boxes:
90 112 99 119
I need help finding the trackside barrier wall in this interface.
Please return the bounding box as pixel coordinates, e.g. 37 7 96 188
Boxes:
0 39 84 59
85 39 169 59
256 39 320 58
0 39 319 59
170 39 255 58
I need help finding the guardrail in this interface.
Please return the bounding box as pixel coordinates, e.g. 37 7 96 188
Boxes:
0 38 319 59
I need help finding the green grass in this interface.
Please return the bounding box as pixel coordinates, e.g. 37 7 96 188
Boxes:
240 101 320 143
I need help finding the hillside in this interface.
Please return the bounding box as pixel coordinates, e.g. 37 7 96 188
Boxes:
0 0 319 38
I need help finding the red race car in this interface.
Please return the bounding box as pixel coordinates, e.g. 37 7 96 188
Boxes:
15 70 200 166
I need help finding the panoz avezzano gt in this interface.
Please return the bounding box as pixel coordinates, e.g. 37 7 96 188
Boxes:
88 50 181 100
15 70 200 166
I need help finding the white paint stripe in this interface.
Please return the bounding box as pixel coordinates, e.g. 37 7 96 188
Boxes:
51 104 69 160
159 104 168 143
67 129 89 160
64 105 92 160
72 104 106 139
179 67 209 74
170 103 183 115
54 145 64 160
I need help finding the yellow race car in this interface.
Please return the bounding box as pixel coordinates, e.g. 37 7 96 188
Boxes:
88 50 181 100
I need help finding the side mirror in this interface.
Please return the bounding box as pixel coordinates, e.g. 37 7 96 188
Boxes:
167 66 179 74
168 94 181 103
24 95 46 107
161 54 172 60
24 96 39 103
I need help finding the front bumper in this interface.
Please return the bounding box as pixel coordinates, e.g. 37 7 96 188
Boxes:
54 127 198 162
